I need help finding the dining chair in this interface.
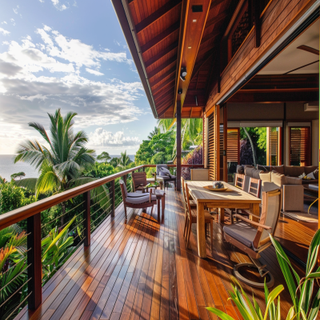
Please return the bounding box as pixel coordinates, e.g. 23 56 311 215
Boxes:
119 179 157 220
184 183 216 250
225 173 246 223
181 177 196 238
223 189 281 288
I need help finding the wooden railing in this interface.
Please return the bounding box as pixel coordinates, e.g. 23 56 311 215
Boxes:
0 164 203 316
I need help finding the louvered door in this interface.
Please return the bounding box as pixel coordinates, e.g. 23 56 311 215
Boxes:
289 127 311 166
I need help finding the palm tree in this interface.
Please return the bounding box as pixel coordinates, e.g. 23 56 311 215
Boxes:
97 151 111 162
147 127 159 140
117 151 132 169
15 109 95 195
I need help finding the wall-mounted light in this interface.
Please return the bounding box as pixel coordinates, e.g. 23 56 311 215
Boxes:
180 67 187 81
178 88 182 94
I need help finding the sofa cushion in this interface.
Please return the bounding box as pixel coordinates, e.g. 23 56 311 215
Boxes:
313 169 319 179
306 171 316 179
262 182 280 192
271 171 286 187
245 167 262 179
257 164 269 172
259 172 271 183
304 166 318 174
285 166 305 177
272 165 285 174
236 165 244 174
285 176 302 185
223 222 257 248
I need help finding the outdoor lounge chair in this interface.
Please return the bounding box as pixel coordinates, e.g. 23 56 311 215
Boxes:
156 164 176 190
132 171 147 192
223 189 281 288
119 179 157 220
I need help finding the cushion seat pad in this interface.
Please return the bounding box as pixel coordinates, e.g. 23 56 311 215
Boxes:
125 194 156 204
223 222 257 249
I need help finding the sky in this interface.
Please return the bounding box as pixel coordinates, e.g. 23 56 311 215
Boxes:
0 0 157 156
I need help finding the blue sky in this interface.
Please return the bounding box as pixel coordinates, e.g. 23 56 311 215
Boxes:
0 0 157 155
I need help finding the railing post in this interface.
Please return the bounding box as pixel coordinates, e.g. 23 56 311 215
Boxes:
123 174 127 186
111 180 115 217
27 213 42 310
84 191 91 246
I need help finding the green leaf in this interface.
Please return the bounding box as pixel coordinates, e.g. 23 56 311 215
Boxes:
307 288 320 320
285 306 295 320
306 229 320 276
263 285 284 320
206 307 235 320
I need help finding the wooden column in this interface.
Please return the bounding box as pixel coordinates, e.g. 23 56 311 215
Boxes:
110 180 115 218
27 213 42 310
176 100 181 191
84 191 91 247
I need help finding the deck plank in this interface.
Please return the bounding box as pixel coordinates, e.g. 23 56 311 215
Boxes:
15 189 316 320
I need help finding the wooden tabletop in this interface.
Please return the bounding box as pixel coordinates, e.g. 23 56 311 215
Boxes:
186 181 261 205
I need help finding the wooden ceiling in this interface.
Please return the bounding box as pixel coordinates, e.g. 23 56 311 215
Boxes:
113 0 236 119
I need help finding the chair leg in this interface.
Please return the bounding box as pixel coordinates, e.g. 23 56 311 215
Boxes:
150 205 154 215
183 214 188 237
124 205 127 220
186 220 192 248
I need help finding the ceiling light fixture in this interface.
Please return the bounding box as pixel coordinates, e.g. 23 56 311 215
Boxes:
180 67 187 81
192 19 197 22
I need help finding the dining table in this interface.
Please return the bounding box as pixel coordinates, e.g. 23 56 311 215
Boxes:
187 181 261 258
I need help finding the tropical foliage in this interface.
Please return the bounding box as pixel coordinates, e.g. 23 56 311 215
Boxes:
14 109 95 195
207 230 320 320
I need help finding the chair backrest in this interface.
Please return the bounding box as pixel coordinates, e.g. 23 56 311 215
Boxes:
235 173 245 190
248 177 261 197
253 189 281 249
181 177 188 212
119 179 128 199
132 172 147 191
156 164 168 175
190 168 209 181
185 184 193 219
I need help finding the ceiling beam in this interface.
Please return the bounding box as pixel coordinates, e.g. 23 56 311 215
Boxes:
145 41 178 68
141 21 180 53
147 56 177 79
135 0 182 34
149 66 176 87
173 0 213 117
152 78 175 96
154 85 175 102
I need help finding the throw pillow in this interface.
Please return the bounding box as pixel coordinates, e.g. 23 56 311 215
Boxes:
313 168 318 180
259 171 271 182
160 167 171 176
298 172 306 179
306 172 315 179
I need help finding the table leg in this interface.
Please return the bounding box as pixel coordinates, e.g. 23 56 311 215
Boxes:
197 202 206 258
162 195 165 221
219 208 225 223
251 203 260 222
157 199 160 223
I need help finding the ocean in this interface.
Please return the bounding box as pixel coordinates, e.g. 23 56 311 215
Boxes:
0 154 135 181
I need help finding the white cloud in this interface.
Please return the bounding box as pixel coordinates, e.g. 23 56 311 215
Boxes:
0 26 144 153
50 0 68 11
13 6 19 15
39 0 44 3
0 28 10 36
89 129 141 148
2 21 8 25
86 68 104 76
10 18 15 26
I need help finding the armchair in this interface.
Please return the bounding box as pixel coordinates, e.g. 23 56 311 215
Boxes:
223 189 281 288
156 164 176 190
119 180 157 220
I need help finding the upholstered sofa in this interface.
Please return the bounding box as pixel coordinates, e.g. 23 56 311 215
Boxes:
236 165 317 212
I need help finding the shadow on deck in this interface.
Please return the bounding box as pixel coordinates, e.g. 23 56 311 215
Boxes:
15 189 314 320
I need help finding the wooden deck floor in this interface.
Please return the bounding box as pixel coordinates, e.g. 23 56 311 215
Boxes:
16 189 315 320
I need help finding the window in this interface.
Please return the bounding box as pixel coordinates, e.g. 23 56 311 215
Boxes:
289 127 311 166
